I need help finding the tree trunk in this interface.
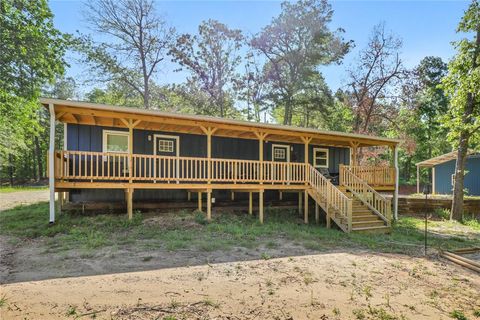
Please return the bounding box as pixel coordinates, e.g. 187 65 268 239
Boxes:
451 27 480 220
451 133 469 220
8 154 14 186
34 136 43 181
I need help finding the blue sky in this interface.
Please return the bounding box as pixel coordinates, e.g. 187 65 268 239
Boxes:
50 0 469 94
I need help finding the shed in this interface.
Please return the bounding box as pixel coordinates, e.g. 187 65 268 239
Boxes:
416 151 480 196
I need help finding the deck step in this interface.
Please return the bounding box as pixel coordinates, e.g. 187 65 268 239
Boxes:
352 215 383 222
352 225 391 234
352 220 386 228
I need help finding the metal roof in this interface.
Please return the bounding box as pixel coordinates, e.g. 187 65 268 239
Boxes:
416 150 478 167
40 97 402 146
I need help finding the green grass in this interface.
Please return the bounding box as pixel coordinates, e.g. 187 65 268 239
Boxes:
1 202 479 256
0 186 48 193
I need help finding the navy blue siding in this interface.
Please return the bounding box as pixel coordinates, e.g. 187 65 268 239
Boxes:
67 124 350 202
434 156 480 196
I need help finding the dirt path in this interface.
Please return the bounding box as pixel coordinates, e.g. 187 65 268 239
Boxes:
0 190 49 212
1 252 479 320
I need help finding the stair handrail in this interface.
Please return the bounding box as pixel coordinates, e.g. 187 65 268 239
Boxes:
339 165 392 226
307 164 353 232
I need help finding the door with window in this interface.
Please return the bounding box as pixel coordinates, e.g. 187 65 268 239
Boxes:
272 144 290 182
102 130 130 178
154 135 179 181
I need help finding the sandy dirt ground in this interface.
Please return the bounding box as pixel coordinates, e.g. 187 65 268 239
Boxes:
0 190 49 211
1 252 479 320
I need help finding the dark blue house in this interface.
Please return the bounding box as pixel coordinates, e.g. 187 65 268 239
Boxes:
416 151 480 196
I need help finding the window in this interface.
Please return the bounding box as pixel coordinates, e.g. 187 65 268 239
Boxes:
158 139 174 153
314 148 329 168
274 147 286 160
103 130 129 153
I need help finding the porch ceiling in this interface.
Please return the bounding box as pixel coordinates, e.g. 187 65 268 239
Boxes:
41 98 402 148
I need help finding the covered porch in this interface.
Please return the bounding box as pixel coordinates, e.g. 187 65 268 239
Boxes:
44 98 400 230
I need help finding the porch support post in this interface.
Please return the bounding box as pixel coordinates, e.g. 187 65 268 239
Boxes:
416 165 420 194
298 191 302 216
200 126 217 184
248 191 253 215
259 190 264 224
231 191 235 201
432 167 436 195
304 190 309 224
350 141 359 166
126 188 133 220
393 145 399 220
315 202 319 224
198 192 202 211
188 191 191 201
207 189 212 221
48 103 56 223
301 136 312 184
279 191 282 201
254 132 268 183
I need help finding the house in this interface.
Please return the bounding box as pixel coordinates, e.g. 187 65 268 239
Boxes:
416 151 480 196
42 98 401 233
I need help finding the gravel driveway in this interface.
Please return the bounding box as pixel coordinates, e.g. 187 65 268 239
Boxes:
0 189 49 212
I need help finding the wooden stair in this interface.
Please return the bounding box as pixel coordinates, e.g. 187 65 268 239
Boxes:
337 186 391 233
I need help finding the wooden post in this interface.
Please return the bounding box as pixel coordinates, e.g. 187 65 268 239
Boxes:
188 191 191 201
393 145 399 220
416 165 420 194
315 202 319 224
126 188 133 220
249 191 253 215
301 136 312 185
298 191 302 216
48 103 56 223
198 191 202 211
304 190 309 224
200 126 217 184
231 191 235 201
350 142 359 166
326 185 331 228
254 132 268 183
347 198 353 232
279 191 283 201
207 189 212 221
259 190 264 224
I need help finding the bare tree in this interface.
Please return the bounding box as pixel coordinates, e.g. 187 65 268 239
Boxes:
80 0 174 109
169 19 244 118
347 23 405 134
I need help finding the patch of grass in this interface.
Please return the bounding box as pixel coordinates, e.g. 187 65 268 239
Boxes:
450 310 468 320
1 203 479 257
65 305 77 316
0 295 7 308
261 252 272 260
473 309 480 317
367 306 400 320
0 186 48 193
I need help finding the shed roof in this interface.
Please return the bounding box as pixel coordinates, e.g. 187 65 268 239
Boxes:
416 150 478 167
40 98 402 148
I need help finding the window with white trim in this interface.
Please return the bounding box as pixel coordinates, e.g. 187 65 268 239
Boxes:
273 147 286 160
314 148 329 168
158 139 174 153
103 130 129 153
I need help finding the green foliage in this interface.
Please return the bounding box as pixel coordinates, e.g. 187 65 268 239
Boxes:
434 208 451 221
450 310 468 320
251 0 351 125
170 19 244 118
0 0 68 182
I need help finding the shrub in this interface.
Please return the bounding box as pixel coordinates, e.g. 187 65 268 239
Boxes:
434 208 450 220
194 211 208 225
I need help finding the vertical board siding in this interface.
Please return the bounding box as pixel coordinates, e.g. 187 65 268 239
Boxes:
434 156 480 196
66 124 351 202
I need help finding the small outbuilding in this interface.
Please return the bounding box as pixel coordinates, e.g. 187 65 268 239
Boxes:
416 151 480 196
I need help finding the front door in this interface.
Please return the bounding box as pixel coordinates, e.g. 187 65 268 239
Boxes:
154 135 179 181
272 144 290 182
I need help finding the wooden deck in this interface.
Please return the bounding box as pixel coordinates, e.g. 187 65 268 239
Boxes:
53 150 394 233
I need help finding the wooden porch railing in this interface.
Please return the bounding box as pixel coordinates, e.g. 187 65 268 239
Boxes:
307 164 353 232
341 165 395 186
54 150 306 184
339 165 392 225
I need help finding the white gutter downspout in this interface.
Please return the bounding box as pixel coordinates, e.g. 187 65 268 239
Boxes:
394 145 399 220
49 103 56 223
